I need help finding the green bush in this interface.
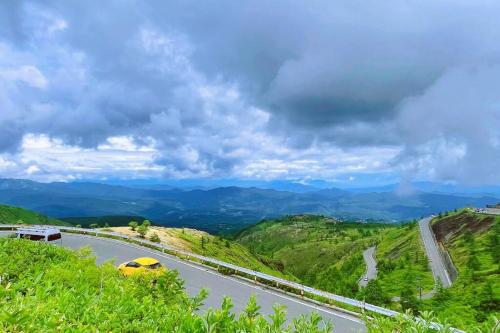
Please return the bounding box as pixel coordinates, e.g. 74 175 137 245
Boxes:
137 224 148 238
129 221 138 231
149 233 161 243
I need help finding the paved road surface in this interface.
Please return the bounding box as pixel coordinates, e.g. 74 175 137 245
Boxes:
419 217 452 288
485 208 500 215
359 247 377 288
1 232 364 332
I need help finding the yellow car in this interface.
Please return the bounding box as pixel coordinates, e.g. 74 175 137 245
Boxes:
118 257 166 277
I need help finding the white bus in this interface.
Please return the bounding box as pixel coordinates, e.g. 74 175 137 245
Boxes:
17 226 62 242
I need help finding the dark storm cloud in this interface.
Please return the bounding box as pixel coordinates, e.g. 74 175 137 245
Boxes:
0 0 499 182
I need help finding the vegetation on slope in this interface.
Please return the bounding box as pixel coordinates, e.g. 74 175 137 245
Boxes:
109 225 285 277
375 222 434 299
0 204 69 226
2 238 490 332
0 237 335 332
422 210 500 330
237 215 389 298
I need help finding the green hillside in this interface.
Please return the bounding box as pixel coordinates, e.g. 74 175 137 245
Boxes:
109 225 286 277
0 204 69 226
421 210 500 330
236 213 499 331
375 223 434 297
237 215 391 297
236 215 434 302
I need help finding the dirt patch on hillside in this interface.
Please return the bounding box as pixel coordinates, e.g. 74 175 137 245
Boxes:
432 212 495 243
108 226 208 251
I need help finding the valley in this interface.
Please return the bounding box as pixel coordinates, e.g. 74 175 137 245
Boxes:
1 178 498 234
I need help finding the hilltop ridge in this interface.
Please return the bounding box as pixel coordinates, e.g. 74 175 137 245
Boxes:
0 204 69 226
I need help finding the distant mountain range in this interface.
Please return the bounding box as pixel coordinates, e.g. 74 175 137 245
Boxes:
0 178 498 233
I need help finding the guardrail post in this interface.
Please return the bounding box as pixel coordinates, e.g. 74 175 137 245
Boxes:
254 275 257 283
300 289 304 298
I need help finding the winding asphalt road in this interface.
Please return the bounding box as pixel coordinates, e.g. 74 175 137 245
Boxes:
419 217 452 288
2 232 364 332
359 247 377 288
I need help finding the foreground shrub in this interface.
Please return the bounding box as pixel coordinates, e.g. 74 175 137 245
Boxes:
0 238 333 332
366 310 499 333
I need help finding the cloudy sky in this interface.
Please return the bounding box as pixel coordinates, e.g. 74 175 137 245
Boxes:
1 1 499 186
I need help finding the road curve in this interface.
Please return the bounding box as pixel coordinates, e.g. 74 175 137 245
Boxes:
359 247 377 288
419 217 452 288
14 232 364 332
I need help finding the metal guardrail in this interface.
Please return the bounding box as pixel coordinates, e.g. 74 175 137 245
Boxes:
0 224 465 332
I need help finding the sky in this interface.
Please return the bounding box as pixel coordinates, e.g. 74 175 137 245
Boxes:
0 1 499 186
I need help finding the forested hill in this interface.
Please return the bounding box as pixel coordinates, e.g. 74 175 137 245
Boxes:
0 204 69 226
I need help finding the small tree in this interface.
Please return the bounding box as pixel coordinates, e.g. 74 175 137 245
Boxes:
433 281 450 304
129 221 138 231
363 280 389 305
104 223 110 228
201 236 206 249
400 284 420 313
89 223 98 229
136 220 150 238
137 225 147 238
149 233 160 243
225 240 231 248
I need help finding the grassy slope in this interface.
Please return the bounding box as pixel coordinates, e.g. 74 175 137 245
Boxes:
0 204 69 226
0 238 337 332
422 210 500 330
237 215 390 297
109 226 284 277
375 223 434 296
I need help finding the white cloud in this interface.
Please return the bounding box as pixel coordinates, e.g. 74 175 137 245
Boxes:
395 65 500 184
0 65 48 88
0 134 163 181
